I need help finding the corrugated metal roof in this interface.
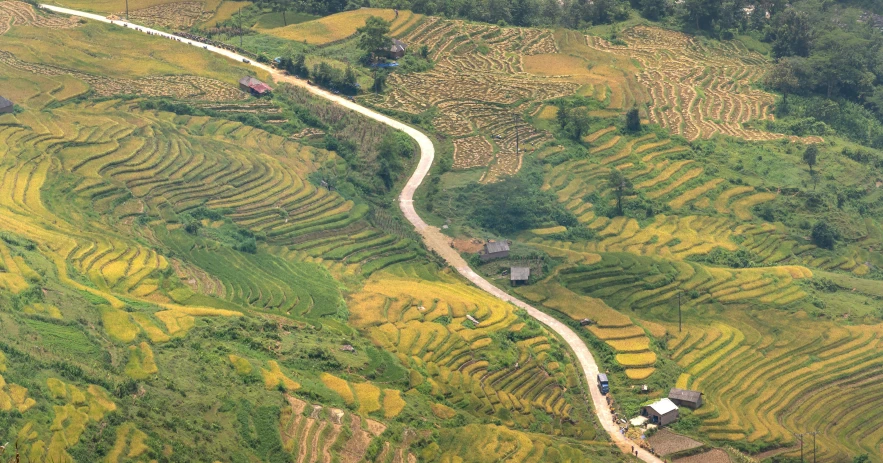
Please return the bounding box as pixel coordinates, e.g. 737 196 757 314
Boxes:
648 398 678 415
485 241 509 254
0 96 12 109
510 267 530 281
669 388 702 403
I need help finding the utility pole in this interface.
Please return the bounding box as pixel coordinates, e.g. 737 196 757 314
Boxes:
238 7 243 48
810 430 818 463
125 0 129 20
513 114 520 155
793 432 805 463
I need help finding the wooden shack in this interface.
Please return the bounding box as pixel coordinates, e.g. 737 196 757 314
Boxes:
0 96 14 114
668 388 703 409
480 241 509 262
510 267 530 286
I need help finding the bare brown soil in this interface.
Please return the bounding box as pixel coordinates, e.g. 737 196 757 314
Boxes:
647 429 704 456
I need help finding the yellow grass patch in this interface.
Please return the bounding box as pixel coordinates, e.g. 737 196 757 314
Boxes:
606 337 651 352
125 342 158 380
321 373 354 404
530 226 567 235
262 8 398 45
130 313 171 343
669 178 724 209
353 382 381 414
24 303 62 319
382 389 406 418
523 54 592 76
229 354 253 375
261 360 300 391
616 351 657 367
47 378 68 399
107 422 149 463
87 385 117 420
537 105 559 121
204 1 251 27
431 403 457 419
101 308 139 342
625 368 655 380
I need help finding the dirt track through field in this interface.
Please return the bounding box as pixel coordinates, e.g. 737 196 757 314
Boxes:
38 5 660 461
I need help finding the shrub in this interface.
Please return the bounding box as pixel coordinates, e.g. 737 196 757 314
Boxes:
811 221 838 249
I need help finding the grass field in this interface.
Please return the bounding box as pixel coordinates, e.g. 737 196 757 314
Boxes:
260 8 403 45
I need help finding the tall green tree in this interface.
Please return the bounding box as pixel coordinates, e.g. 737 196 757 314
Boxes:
625 106 641 132
771 9 812 59
357 16 393 61
764 59 799 104
803 144 818 174
607 170 633 216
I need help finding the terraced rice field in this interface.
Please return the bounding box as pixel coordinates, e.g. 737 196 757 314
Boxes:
368 16 577 181
0 98 413 343
586 26 822 143
539 128 867 276
516 281 658 379
0 50 246 101
668 315 883 461
0 1 80 35
348 265 583 430
279 395 414 463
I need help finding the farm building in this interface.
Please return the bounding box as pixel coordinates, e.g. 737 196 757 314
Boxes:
642 398 679 426
669 388 703 409
510 267 530 285
239 76 272 96
480 241 510 262
0 96 13 114
388 39 407 59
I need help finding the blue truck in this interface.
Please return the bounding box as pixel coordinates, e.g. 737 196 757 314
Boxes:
597 373 609 394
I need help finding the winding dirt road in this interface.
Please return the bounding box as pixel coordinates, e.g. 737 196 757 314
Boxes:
39 5 661 461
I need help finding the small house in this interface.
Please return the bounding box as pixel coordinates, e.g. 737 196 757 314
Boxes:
669 388 703 409
641 398 679 426
340 344 355 353
388 39 407 59
510 267 530 286
238 76 272 96
0 96 14 115
480 240 510 262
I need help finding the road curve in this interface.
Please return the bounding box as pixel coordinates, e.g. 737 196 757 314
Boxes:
39 5 661 461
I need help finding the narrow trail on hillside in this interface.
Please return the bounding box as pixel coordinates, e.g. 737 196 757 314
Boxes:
38 5 661 461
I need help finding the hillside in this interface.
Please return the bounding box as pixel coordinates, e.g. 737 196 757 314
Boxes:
0 2 628 462
2 0 883 462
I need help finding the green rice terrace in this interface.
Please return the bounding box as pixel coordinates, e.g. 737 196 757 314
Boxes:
2 0 883 462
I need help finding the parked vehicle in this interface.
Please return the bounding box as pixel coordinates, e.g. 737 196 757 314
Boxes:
242 58 250 63
597 373 609 395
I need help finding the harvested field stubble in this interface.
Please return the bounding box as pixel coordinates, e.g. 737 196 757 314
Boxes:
122 2 212 28
586 25 820 143
369 17 577 181
0 1 80 36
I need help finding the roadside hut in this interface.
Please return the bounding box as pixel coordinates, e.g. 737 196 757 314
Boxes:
668 388 703 409
641 398 679 426
0 96 14 114
480 241 509 262
510 267 530 286
238 76 273 96
388 39 407 59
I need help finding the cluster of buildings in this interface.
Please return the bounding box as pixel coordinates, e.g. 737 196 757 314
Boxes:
640 388 703 426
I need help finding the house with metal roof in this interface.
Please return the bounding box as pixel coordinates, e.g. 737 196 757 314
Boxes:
480 240 510 261
510 267 530 285
0 96 14 115
641 398 679 426
668 388 703 409
238 76 272 96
